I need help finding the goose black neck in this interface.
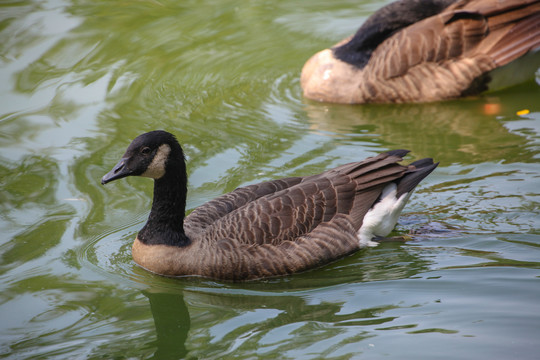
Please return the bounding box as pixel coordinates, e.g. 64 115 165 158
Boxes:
138 149 190 247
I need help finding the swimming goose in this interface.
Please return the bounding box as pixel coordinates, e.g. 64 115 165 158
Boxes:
101 130 438 280
301 0 540 104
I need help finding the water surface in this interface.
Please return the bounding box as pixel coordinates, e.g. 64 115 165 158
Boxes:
1 0 540 358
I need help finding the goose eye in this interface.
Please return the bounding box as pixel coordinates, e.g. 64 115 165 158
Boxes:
141 147 151 155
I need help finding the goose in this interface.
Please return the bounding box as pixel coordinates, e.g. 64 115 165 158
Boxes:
301 0 540 104
101 130 438 281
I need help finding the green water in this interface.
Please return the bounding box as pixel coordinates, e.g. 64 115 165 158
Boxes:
1 0 540 358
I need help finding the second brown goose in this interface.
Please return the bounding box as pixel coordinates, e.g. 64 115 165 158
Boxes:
301 0 540 104
101 130 438 281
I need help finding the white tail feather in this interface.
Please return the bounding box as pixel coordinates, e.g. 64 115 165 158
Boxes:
357 183 413 247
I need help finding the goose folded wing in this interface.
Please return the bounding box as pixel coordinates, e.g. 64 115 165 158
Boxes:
185 177 303 233
198 151 412 247
200 172 359 246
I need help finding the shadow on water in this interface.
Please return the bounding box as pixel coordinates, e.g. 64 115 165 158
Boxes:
143 290 190 359
302 81 540 165
140 284 392 359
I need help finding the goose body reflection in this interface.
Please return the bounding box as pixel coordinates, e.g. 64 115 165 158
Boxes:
301 0 540 104
102 131 437 281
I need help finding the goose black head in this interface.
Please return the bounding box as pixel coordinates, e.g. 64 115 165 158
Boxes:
101 130 184 185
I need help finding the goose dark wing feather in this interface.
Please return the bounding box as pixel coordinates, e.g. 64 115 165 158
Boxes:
200 150 413 247
207 214 360 280
185 176 303 233
302 0 539 103
488 11 540 65
356 10 494 102
362 0 540 102
397 161 439 198
368 9 491 78
203 173 351 246
461 0 539 18
315 150 409 189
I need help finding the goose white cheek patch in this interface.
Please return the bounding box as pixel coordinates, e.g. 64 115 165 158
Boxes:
141 144 171 180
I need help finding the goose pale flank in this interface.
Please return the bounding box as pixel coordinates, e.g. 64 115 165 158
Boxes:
102 131 438 281
301 0 540 104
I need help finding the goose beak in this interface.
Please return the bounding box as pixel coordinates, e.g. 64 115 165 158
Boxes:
101 158 132 185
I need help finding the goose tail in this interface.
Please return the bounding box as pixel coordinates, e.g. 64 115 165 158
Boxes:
396 158 439 198
356 154 438 246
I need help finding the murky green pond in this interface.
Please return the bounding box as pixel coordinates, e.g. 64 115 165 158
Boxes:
2 0 540 358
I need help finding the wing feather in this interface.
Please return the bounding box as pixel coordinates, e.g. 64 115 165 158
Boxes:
184 177 302 234
197 151 414 247
358 0 540 102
